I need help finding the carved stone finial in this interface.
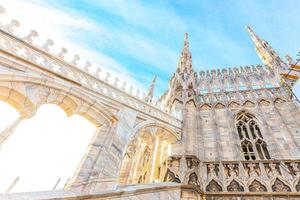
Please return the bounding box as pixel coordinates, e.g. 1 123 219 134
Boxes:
57 47 67 59
145 75 157 103
113 77 119 87
94 67 101 78
23 30 38 44
104 72 111 82
84 61 91 72
41 39 54 52
129 86 133 94
122 82 126 90
71 54 80 65
3 20 20 33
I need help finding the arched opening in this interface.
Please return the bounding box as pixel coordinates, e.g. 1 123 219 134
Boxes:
235 111 270 160
0 104 96 192
119 125 177 185
241 140 255 161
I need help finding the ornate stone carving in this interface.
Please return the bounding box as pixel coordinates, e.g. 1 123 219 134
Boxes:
164 170 180 183
227 164 238 177
247 163 258 177
227 180 244 192
207 164 217 179
206 180 222 192
290 162 300 177
267 163 280 178
271 178 291 192
188 172 199 186
249 180 267 192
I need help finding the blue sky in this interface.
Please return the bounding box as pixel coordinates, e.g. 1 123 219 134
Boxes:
3 0 300 96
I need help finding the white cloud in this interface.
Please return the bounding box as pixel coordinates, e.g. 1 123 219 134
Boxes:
90 0 186 33
0 0 145 92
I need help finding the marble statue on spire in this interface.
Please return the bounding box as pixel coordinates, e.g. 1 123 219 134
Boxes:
145 75 157 103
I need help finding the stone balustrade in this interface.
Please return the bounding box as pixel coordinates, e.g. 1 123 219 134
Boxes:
203 160 300 193
198 86 291 109
0 12 181 129
196 65 281 94
158 155 300 193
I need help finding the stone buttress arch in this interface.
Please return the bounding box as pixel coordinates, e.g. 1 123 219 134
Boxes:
0 85 36 118
119 120 180 185
0 73 117 126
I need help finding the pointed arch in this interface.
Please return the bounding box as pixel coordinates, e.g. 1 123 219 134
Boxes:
228 101 240 109
119 121 180 185
235 111 270 160
249 179 267 192
200 103 211 110
164 169 181 183
188 172 199 186
243 100 255 107
215 103 225 109
271 178 291 192
227 179 244 192
206 179 222 192
274 98 286 104
258 99 270 106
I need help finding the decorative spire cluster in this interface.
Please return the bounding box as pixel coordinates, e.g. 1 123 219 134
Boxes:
246 26 288 71
177 33 193 74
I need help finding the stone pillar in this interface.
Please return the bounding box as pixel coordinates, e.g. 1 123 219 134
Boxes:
182 101 197 155
0 117 23 148
149 136 163 182
129 143 147 184
144 137 156 183
67 108 137 193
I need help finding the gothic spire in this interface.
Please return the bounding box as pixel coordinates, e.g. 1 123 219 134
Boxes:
246 26 263 45
177 33 193 74
246 25 287 71
145 75 157 103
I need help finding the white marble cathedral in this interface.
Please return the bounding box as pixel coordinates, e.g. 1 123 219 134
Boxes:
0 4 300 200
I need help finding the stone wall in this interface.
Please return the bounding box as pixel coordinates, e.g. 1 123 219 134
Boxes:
198 100 300 161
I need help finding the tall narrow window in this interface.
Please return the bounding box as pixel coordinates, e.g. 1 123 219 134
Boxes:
235 111 270 160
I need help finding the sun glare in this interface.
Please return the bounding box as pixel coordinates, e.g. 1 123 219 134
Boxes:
0 103 95 193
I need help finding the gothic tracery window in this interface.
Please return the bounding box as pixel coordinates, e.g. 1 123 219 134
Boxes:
235 111 271 160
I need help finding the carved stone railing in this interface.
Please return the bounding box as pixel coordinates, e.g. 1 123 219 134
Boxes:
0 10 181 128
159 156 300 193
203 160 300 193
198 86 291 109
196 65 281 94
